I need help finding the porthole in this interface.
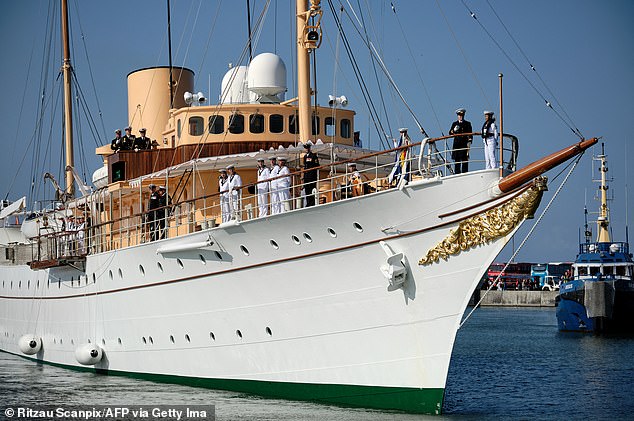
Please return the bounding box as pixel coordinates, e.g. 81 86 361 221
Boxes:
139 265 145 276
37 280 40 288
353 222 363 232
327 227 337 238
236 330 243 339
27 280 30 289
303 233 313 242
142 337 147 344
185 334 191 343
157 262 164 272
170 335 175 344
292 235 301 245
270 240 279 249
92 273 96 283
71 339 75 345
88 339 91 344
102 339 106 345
108 270 113 280
209 332 216 341
177 259 184 269
214 251 222 260
19 281 22 289
118 268 123 279
149 336 154 344
54 339 56 344
266 327 272 336
240 245 250 256
60 339 63 345
118 338 122 345
199 254 206 265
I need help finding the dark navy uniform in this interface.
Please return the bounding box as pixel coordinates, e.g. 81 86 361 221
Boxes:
147 189 160 241
302 145 320 207
449 112 473 174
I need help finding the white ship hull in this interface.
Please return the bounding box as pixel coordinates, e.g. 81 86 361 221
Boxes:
0 169 540 413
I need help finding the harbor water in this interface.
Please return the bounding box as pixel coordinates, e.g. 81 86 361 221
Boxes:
1 307 632 420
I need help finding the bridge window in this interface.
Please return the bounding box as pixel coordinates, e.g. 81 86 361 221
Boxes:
325 117 335 137
209 115 224 134
311 115 320 135
249 114 265 134
189 117 204 136
177 119 182 138
289 113 298 134
270 114 284 133
229 114 244 134
340 118 351 138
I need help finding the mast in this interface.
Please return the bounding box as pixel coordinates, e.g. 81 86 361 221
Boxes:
61 0 75 198
596 144 611 242
296 0 322 144
167 0 174 108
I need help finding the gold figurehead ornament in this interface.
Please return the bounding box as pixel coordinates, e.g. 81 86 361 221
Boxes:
419 177 548 266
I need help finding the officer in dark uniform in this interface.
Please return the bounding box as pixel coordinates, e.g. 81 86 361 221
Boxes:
121 126 135 151
134 128 151 151
156 186 172 240
449 108 473 174
302 142 320 207
110 129 123 152
147 184 160 241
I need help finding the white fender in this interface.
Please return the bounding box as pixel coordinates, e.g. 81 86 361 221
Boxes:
75 343 103 365
18 335 42 355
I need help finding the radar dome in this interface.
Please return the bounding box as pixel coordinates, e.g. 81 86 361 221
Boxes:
220 65 250 104
247 53 287 100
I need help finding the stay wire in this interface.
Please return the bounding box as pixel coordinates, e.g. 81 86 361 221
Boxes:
460 151 586 328
338 1 428 137
356 0 393 137
329 0 390 148
435 0 492 110
390 1 443 135
460 0 583 140
484 0 584 140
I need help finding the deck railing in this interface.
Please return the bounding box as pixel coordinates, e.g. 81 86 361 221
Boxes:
30 133 519 264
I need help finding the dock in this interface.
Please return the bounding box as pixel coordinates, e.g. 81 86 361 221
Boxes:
470 290 558 307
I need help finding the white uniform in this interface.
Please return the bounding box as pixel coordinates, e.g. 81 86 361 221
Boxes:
483 120 498 169
277 165 291 212
228 173 242 220
269 164 280 214
219 176 231 222
257 165 270 217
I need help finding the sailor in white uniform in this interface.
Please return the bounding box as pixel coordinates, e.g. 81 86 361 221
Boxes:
256 158 270 217
481 110 499 169
277 157 291 213
269 157 280 214
227 164 242 220
218 168 231 223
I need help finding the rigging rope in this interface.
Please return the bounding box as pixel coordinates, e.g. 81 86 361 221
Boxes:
389 1 443 135
460 0 584 140
483 0 584 139
460 152 586 328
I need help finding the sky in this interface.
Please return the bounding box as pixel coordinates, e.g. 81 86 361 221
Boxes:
0 0 632 263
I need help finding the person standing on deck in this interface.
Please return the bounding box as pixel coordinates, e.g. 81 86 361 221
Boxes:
121 126 135 151
256 158 270 217
146 184 159 241
218 169 230 223
269 157 280 215
277 157 291 212
227 164 242 220
110 129 123 152
302 142 320 207
482 111 499 169
134 128 151 151
449 108 473 174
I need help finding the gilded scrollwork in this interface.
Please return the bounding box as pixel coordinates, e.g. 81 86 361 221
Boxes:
418 177 547 266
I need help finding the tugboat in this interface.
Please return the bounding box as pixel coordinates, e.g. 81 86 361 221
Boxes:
556 144 634 333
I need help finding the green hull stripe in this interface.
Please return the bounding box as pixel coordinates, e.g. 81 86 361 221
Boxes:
4 350 444 414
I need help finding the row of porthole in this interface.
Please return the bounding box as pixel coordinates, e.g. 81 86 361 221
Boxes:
1 278 95 290
5 327 275 348
2 223 365 289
